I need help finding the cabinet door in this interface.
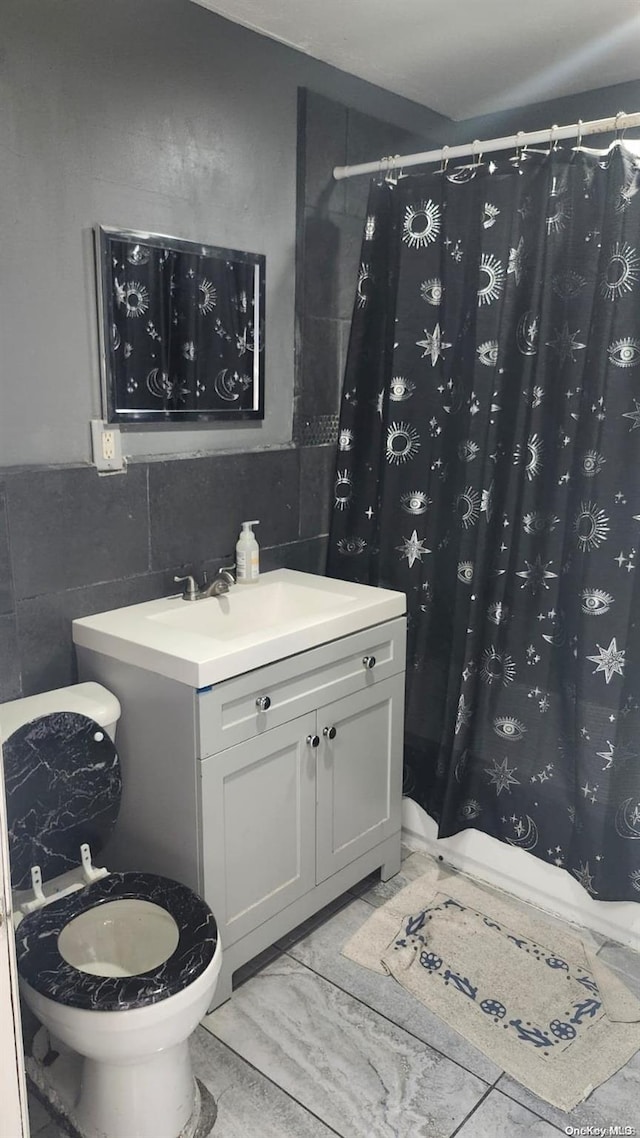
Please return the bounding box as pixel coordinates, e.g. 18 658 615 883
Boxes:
315 674 404 883
200 713 316 947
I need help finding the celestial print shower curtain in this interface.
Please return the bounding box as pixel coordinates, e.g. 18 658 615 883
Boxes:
327 144 640 902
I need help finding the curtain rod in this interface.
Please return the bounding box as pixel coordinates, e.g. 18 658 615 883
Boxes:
332 110 640 181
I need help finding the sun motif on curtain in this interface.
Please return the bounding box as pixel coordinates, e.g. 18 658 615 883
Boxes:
328 144 640 902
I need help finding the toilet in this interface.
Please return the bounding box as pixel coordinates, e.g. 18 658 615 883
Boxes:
1 682 222 1138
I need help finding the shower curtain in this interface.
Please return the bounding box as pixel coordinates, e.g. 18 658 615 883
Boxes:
327 143 640 902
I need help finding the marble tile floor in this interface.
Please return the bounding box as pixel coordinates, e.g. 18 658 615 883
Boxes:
28 854 640 1138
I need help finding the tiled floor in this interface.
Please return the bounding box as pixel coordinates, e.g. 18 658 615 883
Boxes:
28 854 640 1138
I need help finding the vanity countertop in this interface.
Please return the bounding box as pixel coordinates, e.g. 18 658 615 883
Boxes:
72 569 406 687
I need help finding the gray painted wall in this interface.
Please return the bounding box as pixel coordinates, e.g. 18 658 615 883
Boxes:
0 0 445 701
444 79 640 150
1 0 446 468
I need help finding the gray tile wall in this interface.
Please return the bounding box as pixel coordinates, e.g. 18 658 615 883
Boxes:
293 88 433 518
0 453 328 701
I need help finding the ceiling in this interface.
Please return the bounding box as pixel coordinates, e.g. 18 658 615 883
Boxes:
190 0 640 122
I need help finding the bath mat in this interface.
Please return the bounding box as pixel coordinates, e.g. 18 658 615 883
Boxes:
343 856 640 1112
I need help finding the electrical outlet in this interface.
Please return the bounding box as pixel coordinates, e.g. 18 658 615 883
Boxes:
102 429 116 461
91 420 124 472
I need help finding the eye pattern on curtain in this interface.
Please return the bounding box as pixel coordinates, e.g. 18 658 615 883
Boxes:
327 145 640 902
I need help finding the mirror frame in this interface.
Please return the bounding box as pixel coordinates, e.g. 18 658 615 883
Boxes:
95 225 265 424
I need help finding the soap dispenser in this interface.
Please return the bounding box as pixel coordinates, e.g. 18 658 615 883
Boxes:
235 520 260 583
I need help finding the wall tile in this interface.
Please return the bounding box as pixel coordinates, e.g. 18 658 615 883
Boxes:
300 211 340 319
0 484 15 615
194 554 234 590
299 446 336 540
195 543 328 585
261 537 328 576
344 110 403 220
149 449 300 571
0 614 21 701
295 316 343 427
301 210 363 322
16 571 172 696
339 317 352 380
302 90 348 214
7 465 150 600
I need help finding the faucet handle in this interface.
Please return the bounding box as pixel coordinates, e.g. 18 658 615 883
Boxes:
174 574 200 601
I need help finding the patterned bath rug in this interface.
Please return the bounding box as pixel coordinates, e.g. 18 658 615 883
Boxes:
343 858 640 1112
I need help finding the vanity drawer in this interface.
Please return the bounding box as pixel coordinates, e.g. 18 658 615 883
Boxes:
196 616 406 758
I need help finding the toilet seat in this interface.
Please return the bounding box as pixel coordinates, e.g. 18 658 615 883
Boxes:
14 871 218 1011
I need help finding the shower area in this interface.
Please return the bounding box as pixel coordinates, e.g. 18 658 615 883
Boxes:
304 101 640 950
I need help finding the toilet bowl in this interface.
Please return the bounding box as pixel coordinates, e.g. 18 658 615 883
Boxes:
1 682 221 1138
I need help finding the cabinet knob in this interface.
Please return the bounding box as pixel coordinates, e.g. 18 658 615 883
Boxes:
255 695 271 711
322 725 337 740
306 734 320 748
362 655 376 670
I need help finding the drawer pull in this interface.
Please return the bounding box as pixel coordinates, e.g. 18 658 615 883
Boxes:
307 734 320 748
255 695 271 711
362 655 376 670
322 725 337 740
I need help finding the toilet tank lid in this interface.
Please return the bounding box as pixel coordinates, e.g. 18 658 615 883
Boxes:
0 682 121 740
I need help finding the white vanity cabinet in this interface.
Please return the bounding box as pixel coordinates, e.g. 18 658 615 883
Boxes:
77 613 406 1008
200 674 403 953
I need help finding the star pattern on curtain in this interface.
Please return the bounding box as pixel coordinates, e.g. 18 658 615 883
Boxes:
328 145 640 901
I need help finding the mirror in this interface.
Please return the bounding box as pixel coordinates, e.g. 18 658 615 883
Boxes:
95 226 265 423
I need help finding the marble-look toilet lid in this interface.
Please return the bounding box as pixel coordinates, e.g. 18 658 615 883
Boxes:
15 872 218 1010
4 712 121 889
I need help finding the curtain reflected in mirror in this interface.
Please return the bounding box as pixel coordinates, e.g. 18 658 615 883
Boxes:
96 226 265 422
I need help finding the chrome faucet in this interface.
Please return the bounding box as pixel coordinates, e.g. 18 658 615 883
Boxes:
200 568 235 598
174 567 235 601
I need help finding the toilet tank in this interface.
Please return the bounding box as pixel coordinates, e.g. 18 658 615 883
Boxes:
0 682 121 742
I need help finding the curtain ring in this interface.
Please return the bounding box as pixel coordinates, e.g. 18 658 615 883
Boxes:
615 110 627 143
514 130 525 165
575 119 583 149
383 155 399 185
439 145 450 175
549 124 560 151
472 139 483 168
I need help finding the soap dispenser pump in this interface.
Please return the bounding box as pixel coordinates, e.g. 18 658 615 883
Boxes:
235 520 260 583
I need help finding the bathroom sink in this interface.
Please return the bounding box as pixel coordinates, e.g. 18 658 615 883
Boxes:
73 569 406 687
150 579 355 640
